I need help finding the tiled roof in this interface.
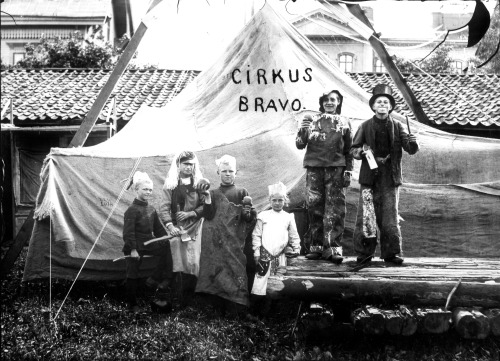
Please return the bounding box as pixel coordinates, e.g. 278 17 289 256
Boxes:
0 0 111 18
1 68 200 125
1 68 498 128
348 73 499 127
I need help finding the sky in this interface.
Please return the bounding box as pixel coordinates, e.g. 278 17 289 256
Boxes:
129 0 493 71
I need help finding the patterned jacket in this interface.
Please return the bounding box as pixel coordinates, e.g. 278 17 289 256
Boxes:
296 114 353 171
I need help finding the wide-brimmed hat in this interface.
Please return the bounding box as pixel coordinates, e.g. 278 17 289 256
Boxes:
369 84 396 113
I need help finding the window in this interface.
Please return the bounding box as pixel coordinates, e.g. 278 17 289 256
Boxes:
13 52 25 65
374 58 385 73
450 60 463 74
338 53 354 72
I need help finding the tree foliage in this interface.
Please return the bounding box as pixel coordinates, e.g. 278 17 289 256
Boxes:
475 3 500 74
394 45 454 74
16 32 116 69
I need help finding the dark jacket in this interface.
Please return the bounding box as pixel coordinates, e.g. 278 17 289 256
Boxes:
203 184 257 222
350 116 419 186
296 114 354 171
122 198 167 254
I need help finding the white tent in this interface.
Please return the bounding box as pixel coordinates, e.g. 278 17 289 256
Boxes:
23 4 500 282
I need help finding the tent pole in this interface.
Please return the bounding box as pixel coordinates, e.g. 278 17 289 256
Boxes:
69 0 164 147
344 4 433 125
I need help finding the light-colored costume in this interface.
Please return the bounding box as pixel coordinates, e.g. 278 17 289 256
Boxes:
251 208 301 296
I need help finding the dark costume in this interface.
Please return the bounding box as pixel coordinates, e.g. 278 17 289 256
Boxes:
122 198 171 308
159 177 205 303
196 184 257 309
296 114 353 258
350 116 419 260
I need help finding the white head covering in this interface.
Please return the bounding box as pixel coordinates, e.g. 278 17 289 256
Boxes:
132 171 152 190
268 181 287 197
164 150 203 190
215 154 236 170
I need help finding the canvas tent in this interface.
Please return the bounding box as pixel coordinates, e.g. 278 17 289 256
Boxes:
23 4 500 282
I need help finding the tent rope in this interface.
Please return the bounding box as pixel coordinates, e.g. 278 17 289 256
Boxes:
53 157 143 321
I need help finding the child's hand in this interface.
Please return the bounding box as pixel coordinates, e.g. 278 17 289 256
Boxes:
242 205 251 216
168 224 182 236
130 249 140 260
176 211 195 222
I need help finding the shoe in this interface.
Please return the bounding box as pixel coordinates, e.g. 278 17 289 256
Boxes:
305 252 321 260
356 255 373 265
384 256 404 265
158 279 171 292
330 254 344 265
145 277 159 289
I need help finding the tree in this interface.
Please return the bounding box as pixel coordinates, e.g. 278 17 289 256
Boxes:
393 45 454 74
420 44 453 73
17 31 116 69
475 3 500 74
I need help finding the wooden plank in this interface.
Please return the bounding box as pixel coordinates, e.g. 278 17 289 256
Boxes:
0 209 35 279
267 276 500 308
484 309 500 337
344 4 433 125
69 0 164 147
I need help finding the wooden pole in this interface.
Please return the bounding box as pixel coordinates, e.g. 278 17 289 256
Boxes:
0 209 35 279
266 276 500 308
69 0 164 147
343 4 433 125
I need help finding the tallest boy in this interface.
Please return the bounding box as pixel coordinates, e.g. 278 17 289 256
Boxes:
351 84 419 265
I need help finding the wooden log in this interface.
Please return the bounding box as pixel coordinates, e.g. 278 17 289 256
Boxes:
267 276 500 308
382 309 403 335
352 306 385 335
452 308 490 339
415 308 451 334
484 309 500 337
398 306 418 336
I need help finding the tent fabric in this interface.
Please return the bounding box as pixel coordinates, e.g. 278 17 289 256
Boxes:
23 4 500 282
195 191 250 307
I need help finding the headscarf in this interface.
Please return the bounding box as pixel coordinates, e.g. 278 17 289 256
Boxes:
164 150 203 190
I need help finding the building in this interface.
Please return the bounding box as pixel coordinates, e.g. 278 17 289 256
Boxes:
291 4 478 74
1 0 114 66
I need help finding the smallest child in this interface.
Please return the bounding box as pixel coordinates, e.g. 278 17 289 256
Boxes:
250 182 301 315
122 171 173 313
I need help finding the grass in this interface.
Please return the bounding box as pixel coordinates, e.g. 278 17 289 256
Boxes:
1 248 499 360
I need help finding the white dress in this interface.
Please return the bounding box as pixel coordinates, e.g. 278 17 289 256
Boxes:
250 209 301 296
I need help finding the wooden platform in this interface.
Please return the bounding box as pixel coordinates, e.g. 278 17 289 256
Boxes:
267 257 500 308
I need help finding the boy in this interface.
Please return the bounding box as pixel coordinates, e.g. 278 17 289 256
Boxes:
197 155 257 314
122 171 172 313
250 182 301 315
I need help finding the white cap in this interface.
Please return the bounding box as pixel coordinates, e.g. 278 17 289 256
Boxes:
268 181 287 197
132 171 152 187
215 154 236 170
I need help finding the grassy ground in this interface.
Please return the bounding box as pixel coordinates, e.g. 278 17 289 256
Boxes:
1 248 499 361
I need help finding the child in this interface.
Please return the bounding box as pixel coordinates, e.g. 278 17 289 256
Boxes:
197 155 257 315
122 171 172 313
250 182 301 315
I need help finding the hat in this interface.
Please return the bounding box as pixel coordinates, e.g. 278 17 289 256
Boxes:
319 90 343 114
132 171 152 189
268 181 287 197
215 154 236 170
177 150 196 164
369 84 396 113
